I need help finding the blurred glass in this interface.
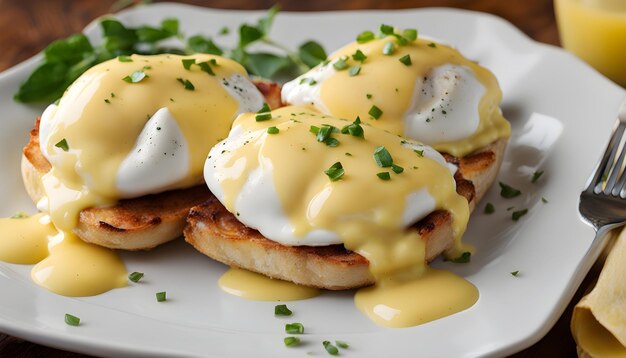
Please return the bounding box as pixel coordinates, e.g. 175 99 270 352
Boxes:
555 0 626 87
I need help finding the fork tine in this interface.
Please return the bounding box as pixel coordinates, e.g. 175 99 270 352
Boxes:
587 122 625 193
606 128 626 194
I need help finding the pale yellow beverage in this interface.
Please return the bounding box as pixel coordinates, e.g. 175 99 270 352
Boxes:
555 0 626 87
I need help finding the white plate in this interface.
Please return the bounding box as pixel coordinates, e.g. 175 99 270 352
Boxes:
0 3 624 357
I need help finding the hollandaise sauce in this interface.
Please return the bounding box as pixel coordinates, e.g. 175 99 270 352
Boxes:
207 106 476 326
219 268 319 301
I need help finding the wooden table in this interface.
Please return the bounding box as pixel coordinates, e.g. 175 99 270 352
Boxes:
0 0 594 357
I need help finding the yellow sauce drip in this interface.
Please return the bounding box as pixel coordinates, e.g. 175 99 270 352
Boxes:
0 214 55 264
215 106 474 326
219 268 319 301
31 230 127 297
42 54 246 230
318 37 510 157
355 268 478 328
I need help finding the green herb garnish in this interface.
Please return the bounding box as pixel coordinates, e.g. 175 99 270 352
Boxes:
368 105 383 119
348 65 361 76
352 49 367 62
428 42 437 48
128 272 144 283
511 271 520 277
380 24 394 35
357 31 375 43
182 58 196 70
391 164 404 174
377 172 391 180
512 209 528 221
414 149 424 157
531 170 544 183
156 291 167 302
285 323 304 334
399 54 412 66
402 29 418 41
323 341 339 355
284 337 301 347
55 138 69 152
484 203 495 214
450 252 471 263
64 314 80 326
373 146 393 167
499 182 521 198
275 304 292 316
122 70 148 83
325 162 345 181
333 57 349 71
10 212 29 219
541 197 548 203
340 117 364 138
382 42 395 55
267 126 279 134
176 78 195 90
336 341 349 349
256 103 272 121
118 55 133 62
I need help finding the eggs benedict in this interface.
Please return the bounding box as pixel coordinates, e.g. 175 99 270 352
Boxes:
185 106 482 326
5 53 271 296
282 26 510 202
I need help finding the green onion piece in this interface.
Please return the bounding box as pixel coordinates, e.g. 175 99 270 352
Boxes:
373 146 393 167
499 182 521 198
352 49 367 62
309 79 317 86
275 304 292 316
323 341 339 355
197 61 216 76
377 172 391 180
345 152 352 156
394 34 409 46
392 164 404 174
356 31 375 43
55 138 69 152
104 99 111 104
403 28 418 41
176 78 195 91
267 126 279 134
348 65 361 76
156 291 167 302
531 170 544 183
64 314 80 326
336 341 349 349
333 57 349 71
541 197 548 203
484 203 495 214
284 337 301 347
366 93 373 99
256 103 272 121
182 58 196 70
122 70 148 83
428 42 437 48
340 116 364 138
219 26 230 35
285 322 304 334
325 162 345 181
10 212 29 219
512 208 528 221
258 103 271 113
450 252 471 263
324 137 339 147
368 105 383 119
511 270 520 277
128 272 144 283
118 55 133 62
399 54 412 66
382 42 395 55
310 125 320 135
379 24 394 35
413 149 424 157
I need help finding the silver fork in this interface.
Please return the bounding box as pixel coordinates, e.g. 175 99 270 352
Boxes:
579 99 626 253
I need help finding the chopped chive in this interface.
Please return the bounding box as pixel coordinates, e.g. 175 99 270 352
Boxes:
10 212 29 219
64 314 80 326
373 146 393 167
357 30 375 43
310 125 320 134
267 126 279 134
345 152 352 156
285 323 304 334
512 209 528 221
275 304 292 316
117 55 133 62
380 24 394 35
325 162 345 181
403 28 418 41
258 103 271 113
531 170 544 183
55 138 69 152
309 79 317 86
499 182 521 198
511 270 520 277
122 70 148 83
197 61 216 76
284 337 301 347
104 99 110 104
323 341 339 355
392 164 404 174
340 116 364 138
368 105 383 119
324 137 339 147
399 54 412 66
256 103 272 121
450 252 471 263
428 42 437 48
377 172 391 180
383 42 395 55
156 291 167 302
484 203 495 214
348 65 361 76
182 58 196 70
333 57 349 71
128 272 144 283
541 197 548 203
352 49 367 62
413 149 424 157
366 93 373 99
176 78 195 90
219 26 229 35
336 341 349 349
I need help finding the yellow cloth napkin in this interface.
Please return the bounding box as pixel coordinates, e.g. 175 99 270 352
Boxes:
571 227 626 357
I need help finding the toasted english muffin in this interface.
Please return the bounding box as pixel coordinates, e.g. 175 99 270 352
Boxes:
184 138 506 289
21 81 280 250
